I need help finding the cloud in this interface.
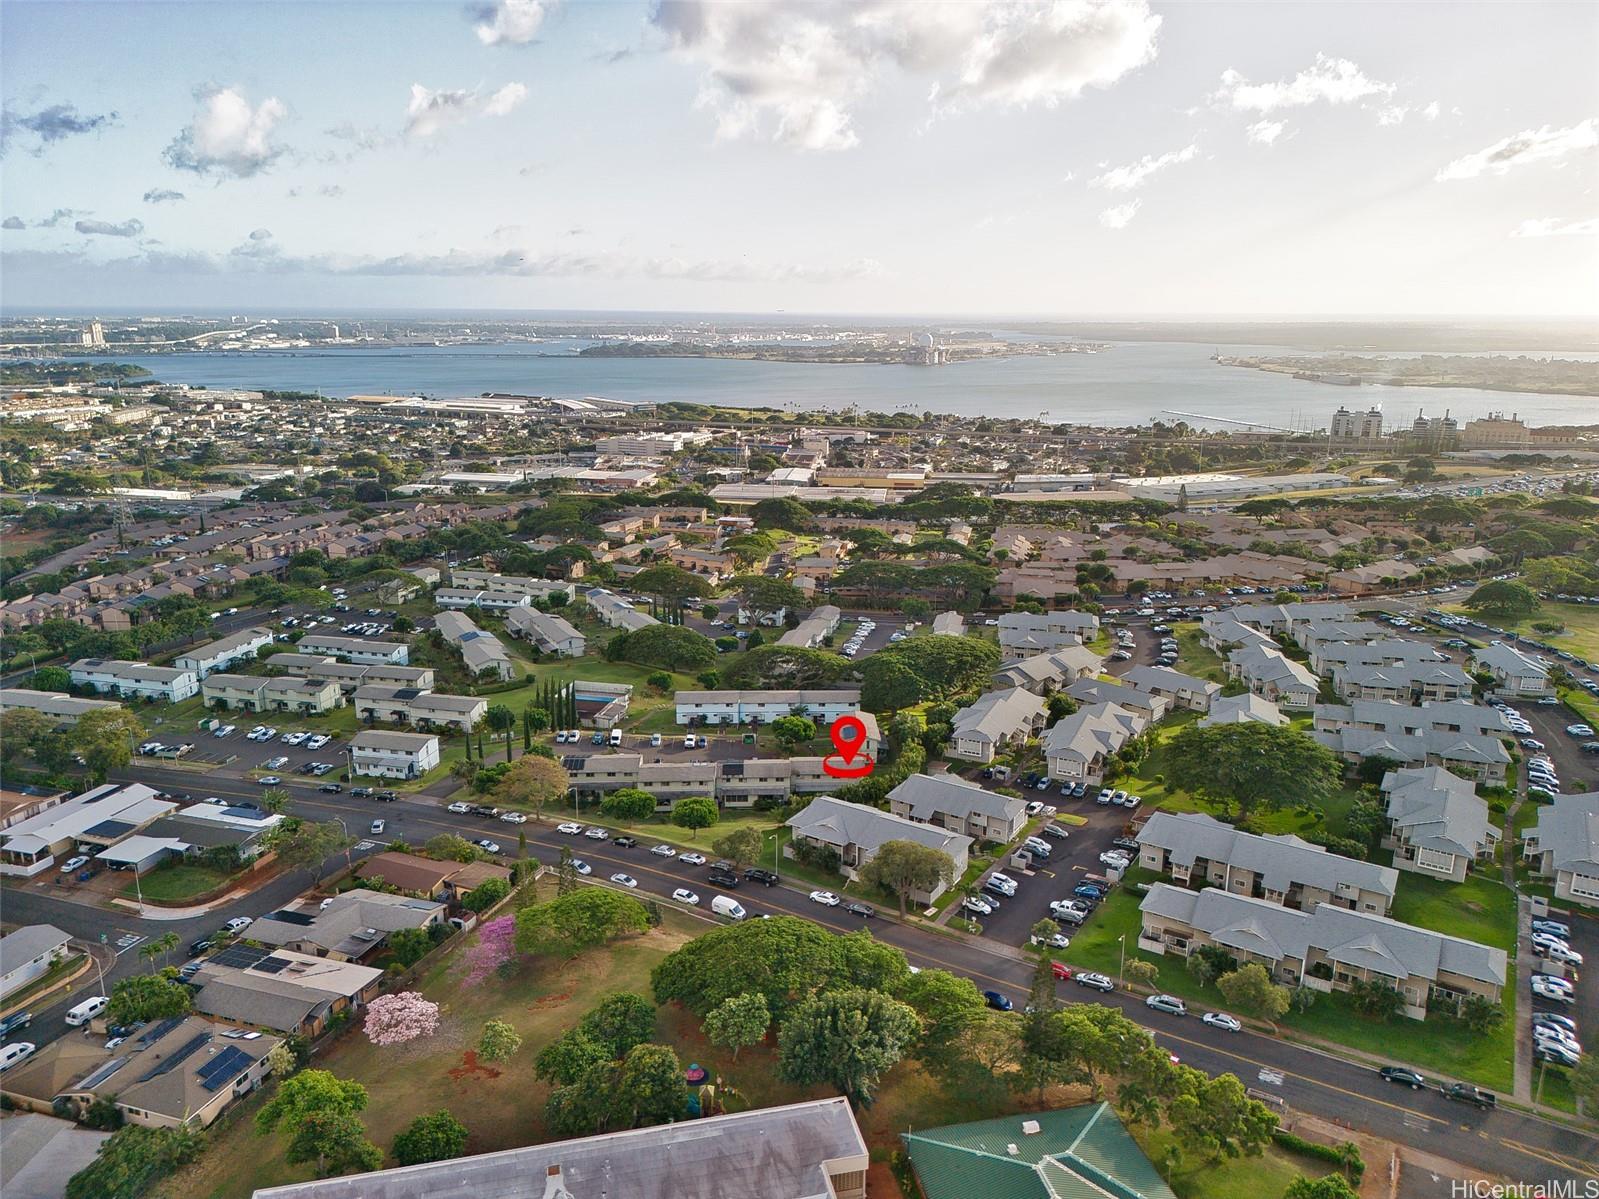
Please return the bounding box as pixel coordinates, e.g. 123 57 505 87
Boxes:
75 217 144 237
1376 105 1408 127
1098 199 1140 229
406 82 528 137
473 0 550 46
1245 119 1285 146
0 102 119 155
652 0 1161 152
1213 54 1393 114
320 184 344 198
324 122 396 159
1509 216 1599 238
1422 101 1440 121
36 207 82 228
1091 143 1197 191
249 228 274 240
1435 118 1598 182
2 216 24 230
163 86 289 178
143 188 186 204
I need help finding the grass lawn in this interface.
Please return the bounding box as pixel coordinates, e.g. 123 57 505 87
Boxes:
1443 601 1599 664
0 951 86 1009
1133 1128 1322 1199
124 864 239 903
1172 623 1227 685
1386 867 1517 952
1062 880 1517 1092
1558 684 1599 727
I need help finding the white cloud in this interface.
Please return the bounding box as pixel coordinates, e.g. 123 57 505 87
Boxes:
1098 199 1140 229
474 0 550 46
75 217 144 237
652 0 1162 152
1376 105 1408 127
1213 54 1393 114
1245 119 1285 146
1435 118 1598 181
1510 216 1598 238
248 228 273 241
406 82 528 138
163 86 288 178
142 188 185 204
3 216 27 230
1091 143 1197 191
1422 100 1440 121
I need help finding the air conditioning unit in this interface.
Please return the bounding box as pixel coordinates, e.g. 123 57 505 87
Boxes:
1022 1120 1041 1136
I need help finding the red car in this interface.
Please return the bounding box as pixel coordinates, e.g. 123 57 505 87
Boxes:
1051 961 1073 981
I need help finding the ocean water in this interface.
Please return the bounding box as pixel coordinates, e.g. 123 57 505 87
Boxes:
75 340 1597 431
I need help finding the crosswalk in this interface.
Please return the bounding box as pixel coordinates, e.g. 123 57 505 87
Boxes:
114 933 145 952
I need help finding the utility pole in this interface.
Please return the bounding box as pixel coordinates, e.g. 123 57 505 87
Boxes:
1118 934 1126 985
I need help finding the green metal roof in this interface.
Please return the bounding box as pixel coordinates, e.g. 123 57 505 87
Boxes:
902 1103 1178 1199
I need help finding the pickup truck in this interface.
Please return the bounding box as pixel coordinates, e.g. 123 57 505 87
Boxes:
1440 1083 1496 1109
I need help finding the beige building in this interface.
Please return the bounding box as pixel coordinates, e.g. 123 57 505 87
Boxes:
201 673 345 715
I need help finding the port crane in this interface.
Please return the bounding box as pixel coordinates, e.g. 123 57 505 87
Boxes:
1159 409 1301 434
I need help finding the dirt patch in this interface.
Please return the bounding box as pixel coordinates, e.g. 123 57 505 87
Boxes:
529 986 576 1010
447 1049 503 1082
866 1160 901 1196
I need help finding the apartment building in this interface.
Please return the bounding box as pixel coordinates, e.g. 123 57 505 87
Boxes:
449 569 575 603
1064 678 1168 723
888 773 1028 843
69 658 199 702
201 673 344 715
947 688 1047 763
1138 882 1506 1020
349 730 440 779
0 687 121 724
433 587 533 612
174 627 274 679
1225 644 1320 708
564 752 833 807
786 796 970 904
675 689 860 726
0 783 175 877
351 685 486 733
1311 638 1453 676
504 606 586 657
994 645 1104 694
1200 693 1287 728
1121 665 1221 712
776 604 842 649
433 611 514 682
1136 810 1398 914
295 633 410 666
1471 644 1553 697
0 924 72 1000
1332 660 1474 704
997 610 1100 655
1523 791 1599 909
1314 699 1510 740
1313 725 1510 784
1043 702 1145 784
931 611 965 637
262 652 435 692
1381 767 1499 884
585 587 659 631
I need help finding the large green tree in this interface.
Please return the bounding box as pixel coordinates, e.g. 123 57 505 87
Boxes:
670 795 719 837
701 991 770 1060
777 988 921 1106
1216 964 1291 1021
514 887 650 959
285 1110 382 1177
1284 1175 1360 1199
1463 579 1542 618
631 564 714 603
858 839 957 917
599 787 658 823
1167 1069 1278 1164
70 707 147 780
897 968 988 1076
391 1110 469 1167
1165 723 1341 823
65 1125 203 1199
491 753 570 822
710 826 764 870
256 1069 369 1137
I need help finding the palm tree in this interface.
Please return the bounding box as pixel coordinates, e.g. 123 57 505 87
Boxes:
259 787 292 815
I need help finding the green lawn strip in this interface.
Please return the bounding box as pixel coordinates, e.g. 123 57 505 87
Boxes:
1558 685 1599 726
1133 1128 1321 1199
928 851 998 916
1172 623 1227 684
123 864 238 903
1386 867 1517 951
758 827 862 895
1443 601 1599 664
592 810 782 857
1533 1063 1578 1115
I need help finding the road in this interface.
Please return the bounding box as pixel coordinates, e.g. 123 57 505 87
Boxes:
2 762 1592 1186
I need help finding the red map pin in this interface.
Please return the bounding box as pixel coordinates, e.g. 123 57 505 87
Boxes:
823 715 875 779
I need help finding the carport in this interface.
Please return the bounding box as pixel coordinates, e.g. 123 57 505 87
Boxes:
94 835 191 874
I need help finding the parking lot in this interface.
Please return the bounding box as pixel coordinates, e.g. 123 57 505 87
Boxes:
137 723 351 781
1527 906 1594 1083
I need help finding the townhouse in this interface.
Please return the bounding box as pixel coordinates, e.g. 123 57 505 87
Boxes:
1290 619 1392 656
887 772 1028 843
1332 659 1474 704
1522 791 1599 909
504 607 586 657
295 633 410 666
350 730 440 779
1310 638 1453 676
1200 693 1287 728
433 611 514 682
1225 643 1320 708
1138 883 1506 1019
994 645 1104 694
1314 699 1509 740
0 687 121 725
997 610 1100 655
1380 766 1499 883
351 685 486 733
1043 702 1145 784
930 611 966 637
1063 677 1169 723
776 604 842 649
566 751 836 808
947 687 1047 763
251 890 446 962
1328 558 1422 593
1312 725 1510 784
262 652 435 692
675 689 860 726
1471 643 1553 697
448 569 575 603
1215 600 1356 636
584 587 659 631
69 658 199 702
1121 665 1221 712
1135 810 1399 915
174 627 274 679
433 587 533 612
786 796 970 904
201 673 345 715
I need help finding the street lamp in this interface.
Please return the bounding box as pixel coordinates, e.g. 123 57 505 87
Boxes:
1118 933 1127 984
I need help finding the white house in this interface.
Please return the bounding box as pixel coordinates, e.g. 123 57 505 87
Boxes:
0 924 72 999
432 587 534 612
505 607 586 657
69 659 199 702
676 689 860 726
350 730 440 779
948 688 1046 763
296 633 411 665
1043 702 1144 784
174 627 274 679
1471 644 1553 697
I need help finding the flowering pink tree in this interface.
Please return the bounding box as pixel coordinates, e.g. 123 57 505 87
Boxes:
364 992 440 1047
462 915 516 985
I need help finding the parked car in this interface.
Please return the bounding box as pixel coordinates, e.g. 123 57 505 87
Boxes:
1074 972 1115 993
983 991 1013 1012
1531 974 1575 1004
556 822 583 835
844 902 875 918
1531 918 1572 939
59 855 90 874
808 890 841 907
671 889 701 906
473 839 502 854
650 844 677 858
224 916 254 934
680 852 707 866
584 827 608 840
1379 1066 1427 1090
610 873 638 888
1073 883 1106 900
1145 994 1187 1016
1441 1083 1496 1109
447 802 471 814
744 868 779 886
707 868 741 888
962 895 994 916
1202 1012 1242 1033
612 836 638 848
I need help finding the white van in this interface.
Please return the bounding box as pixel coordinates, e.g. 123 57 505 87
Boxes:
65 996 109 1026
0 1041 37 1072
710 895 747 921
608 728 623 748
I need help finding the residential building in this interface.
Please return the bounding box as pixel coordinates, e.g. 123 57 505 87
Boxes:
1291 618 1392 654
1381 767 1500 884
449 569 575 602
585 587 658 631
350 730 440 779
251 1096 869 1199
352 685 486 733
504 606 586 657
0 783 175 877
200 673 344 715
566 754 721 804
1138 882 1506 1020
432 587 533 612
1136 810 1398 914
1471 643 1553 697
787 796 970 904
1310 638 1451 676
263 652 434 693
1043 702 1144 784
947 688 1047 763
994 645 1104 694
1313 725 1509 784
1121 665 1222 712
675 689 860 726
1200 693 1287 728
174 627 274 679
888 772 1028 843
1 1015 280 1129
997 610 1100 654
250 890 446 962
1314 699 1510 740
354 851 511 901
1328 559 1422 593
0 687 120 724
1064 677 1168 723
1523 791 1599 909
1225 643 1320 707
68 658 199 702
1215 600 1354 636
0 924 72 999
191 946 383 1038
1332 660 1474 704
434 611 514 681
776 604 842 649
904 1104 1177 1199
295 633 410 666
931 611 965 637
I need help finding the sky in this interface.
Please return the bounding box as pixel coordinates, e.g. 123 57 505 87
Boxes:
1 0 1596 317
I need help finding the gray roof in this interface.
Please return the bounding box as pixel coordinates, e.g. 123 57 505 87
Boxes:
351 730 439 752
1121 665 1221 699
1043 703 1140 761
949 688 1045 745
1525 791 1599 876
251 891 444 958
1314 726 1510 768
787 795 970 860
191 975 331 1032
1316 700 1508 738
1335 661 1473 692
1137 811 1399 902
1141 882 1506 986
251 1096 868 1199
506 607 584 645
1381 767 1498 859
888 772 1027 824
0 924 71 973
1200 693 1286 727
1064 677 1162 715
1228 644 1318 691
1314 639 1450 669
1472 643 1549 678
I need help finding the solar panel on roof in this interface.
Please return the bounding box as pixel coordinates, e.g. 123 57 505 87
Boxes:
84 819 136 838
267 910 316 926
137 1032 211 1082
76 1056 130 1091
136 1017 185 1046
210 944 271 971
251 956 292 974
197 1046 252 1091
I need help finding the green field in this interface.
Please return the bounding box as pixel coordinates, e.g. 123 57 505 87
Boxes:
1134 1128 1331 1199
1386 867 1517 951
124 864 238 903
1172 623 1227 684
1444 600 1599 663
